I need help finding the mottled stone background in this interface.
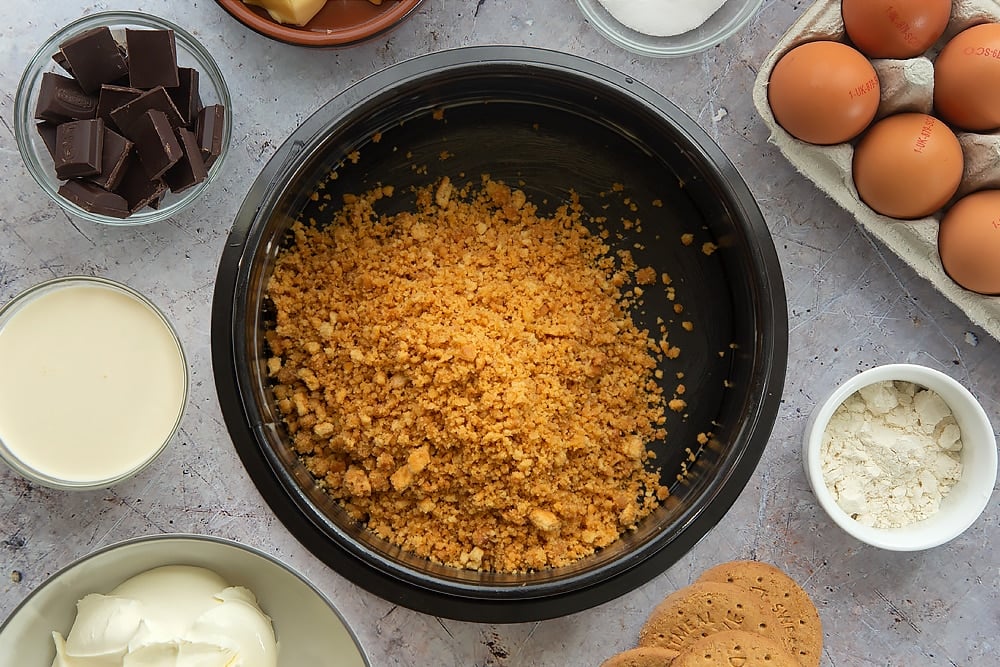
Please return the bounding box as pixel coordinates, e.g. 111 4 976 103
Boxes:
1 1 996 665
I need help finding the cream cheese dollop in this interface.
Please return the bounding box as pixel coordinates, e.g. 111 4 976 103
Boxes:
51 565 278 667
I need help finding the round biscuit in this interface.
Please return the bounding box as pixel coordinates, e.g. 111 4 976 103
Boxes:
600 646 675 667
637 581 783 658
670 629 802 667
698 561 823 667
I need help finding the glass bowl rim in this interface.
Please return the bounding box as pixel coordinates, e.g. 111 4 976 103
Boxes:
574 0 765 58
12 10 233 226
0 275 189 489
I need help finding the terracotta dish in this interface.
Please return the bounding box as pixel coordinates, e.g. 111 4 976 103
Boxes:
215 0 425 47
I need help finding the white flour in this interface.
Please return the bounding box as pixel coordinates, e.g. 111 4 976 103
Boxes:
597 0 730 37
820 380 963 528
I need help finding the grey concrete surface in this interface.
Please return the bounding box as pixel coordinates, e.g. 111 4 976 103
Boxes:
1 1 997 665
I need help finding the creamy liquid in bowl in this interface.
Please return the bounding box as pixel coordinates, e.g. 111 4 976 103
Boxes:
0 279 186 486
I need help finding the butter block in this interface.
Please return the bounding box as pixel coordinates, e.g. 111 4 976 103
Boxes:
243 0 327 26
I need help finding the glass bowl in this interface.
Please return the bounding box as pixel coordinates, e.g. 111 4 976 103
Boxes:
13 11 232 226
576 0 764 57
0 276 188 489
803 364 997 551
0 534 370 666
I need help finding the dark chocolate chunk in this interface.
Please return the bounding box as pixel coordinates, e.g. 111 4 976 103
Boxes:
87 127 133 191
131 109 183 179
96 84 142 130
195 104 225 168
126 29 179 89
53 118 104 179
58 180 129 218
168 67 202 126
36 122 58 159
52 50 73 76
114 154 167 213
34 72 98 123
164 128 208 194
58 26 128 94
110 86 185 137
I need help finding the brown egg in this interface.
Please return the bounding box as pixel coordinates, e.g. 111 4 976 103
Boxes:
842 0 952 59
938 190 1000 295
768 41 880 145
852 113 963 220
934 23 1000 131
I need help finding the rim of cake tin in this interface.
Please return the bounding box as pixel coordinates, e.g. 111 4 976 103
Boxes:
575 0 765 58
803 363 998 551
211 46 787 621
13 11 232 226
0 276 189 490
0 533 372 666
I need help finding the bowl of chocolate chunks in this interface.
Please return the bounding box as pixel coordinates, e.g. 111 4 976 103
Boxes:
14 11 231 225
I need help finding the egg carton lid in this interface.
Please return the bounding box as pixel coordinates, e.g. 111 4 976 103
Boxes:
753 0 1000 341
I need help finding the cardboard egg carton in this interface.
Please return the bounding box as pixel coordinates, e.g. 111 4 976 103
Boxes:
753 0 1000 340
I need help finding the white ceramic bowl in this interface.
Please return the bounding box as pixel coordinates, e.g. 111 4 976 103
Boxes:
0 534 370 666
0 276 188 490
803 364 997 551
575 0 763 58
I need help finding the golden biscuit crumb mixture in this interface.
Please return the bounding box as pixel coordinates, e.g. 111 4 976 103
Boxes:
265 176 672 572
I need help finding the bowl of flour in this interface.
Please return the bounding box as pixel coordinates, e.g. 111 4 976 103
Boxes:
575 0 764 57
803 364 997 551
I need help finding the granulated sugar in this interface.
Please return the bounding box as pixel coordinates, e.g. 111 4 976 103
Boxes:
820 380 963 528
597 0 728 37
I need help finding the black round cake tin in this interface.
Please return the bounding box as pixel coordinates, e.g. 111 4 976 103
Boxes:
212 46 787 622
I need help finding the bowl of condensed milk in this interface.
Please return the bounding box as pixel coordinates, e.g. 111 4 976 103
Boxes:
0 276 187 489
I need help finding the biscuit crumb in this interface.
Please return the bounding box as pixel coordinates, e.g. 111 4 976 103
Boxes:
635 266 657 285
266 177 673 572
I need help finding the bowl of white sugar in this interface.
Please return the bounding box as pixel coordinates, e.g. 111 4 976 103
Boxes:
575 0 764 57
0 276 188 489
803 364 997 551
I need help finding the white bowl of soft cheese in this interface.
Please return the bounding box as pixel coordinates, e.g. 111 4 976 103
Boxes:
0 534 370 666
803 364 997 551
